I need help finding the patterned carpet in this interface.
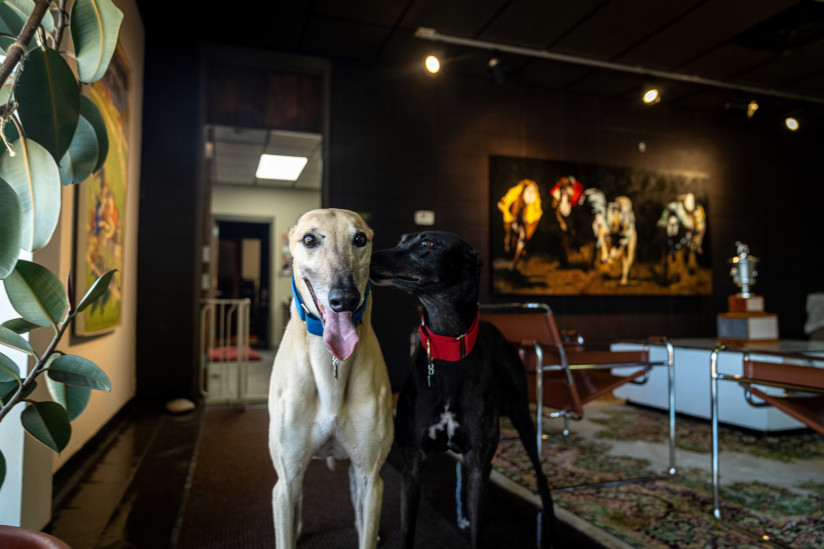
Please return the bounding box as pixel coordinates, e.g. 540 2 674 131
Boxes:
491 400 824 549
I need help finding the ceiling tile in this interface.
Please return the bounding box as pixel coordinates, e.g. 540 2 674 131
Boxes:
315 0 411 27
552 0 703 60
400 0 508 37
479 0 606 49
615 0 798 69
302 17 392 60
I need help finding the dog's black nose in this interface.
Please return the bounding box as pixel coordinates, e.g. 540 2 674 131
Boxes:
328 288 360 313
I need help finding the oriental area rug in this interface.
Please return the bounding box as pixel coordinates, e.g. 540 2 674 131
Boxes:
491 399 824 549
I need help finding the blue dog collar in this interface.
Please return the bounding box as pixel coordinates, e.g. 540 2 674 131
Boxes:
291 275 370 337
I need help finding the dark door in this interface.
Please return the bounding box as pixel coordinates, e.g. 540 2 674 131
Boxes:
215 219 272 348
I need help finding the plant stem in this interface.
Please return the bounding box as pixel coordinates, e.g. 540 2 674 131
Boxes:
0 0 54 118
52 0 69 49
0 315 72 424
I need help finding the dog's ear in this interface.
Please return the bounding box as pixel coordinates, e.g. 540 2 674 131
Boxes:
465 244 483 279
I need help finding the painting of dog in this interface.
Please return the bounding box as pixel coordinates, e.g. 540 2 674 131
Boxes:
490 155 711 296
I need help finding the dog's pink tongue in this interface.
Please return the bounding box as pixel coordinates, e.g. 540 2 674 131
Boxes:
323 311 359 361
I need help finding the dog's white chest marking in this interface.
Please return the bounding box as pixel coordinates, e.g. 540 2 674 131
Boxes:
428 405 460 440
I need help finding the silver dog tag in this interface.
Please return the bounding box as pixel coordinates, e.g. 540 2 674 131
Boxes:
332 357 339 379
426 340 434 387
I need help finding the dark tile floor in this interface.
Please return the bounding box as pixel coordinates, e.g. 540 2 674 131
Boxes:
50 403 204 548
49 402 606 549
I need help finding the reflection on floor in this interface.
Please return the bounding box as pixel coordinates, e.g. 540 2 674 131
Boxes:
49 346 280 547
202 348 275 405
48 398 603 548
49 360 822 548
50 404 204 548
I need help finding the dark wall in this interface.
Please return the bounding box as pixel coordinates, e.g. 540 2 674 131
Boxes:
136 43 824 399
327 61 824 389
136 40 204 402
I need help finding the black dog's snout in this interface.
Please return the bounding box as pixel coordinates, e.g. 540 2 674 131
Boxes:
328 286 360 313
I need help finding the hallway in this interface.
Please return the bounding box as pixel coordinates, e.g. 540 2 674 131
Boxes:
49 403 603 548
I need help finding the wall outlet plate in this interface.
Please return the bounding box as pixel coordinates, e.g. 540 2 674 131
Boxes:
414 210 435 225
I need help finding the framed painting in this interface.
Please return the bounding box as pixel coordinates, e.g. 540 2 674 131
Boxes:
490 155 711 296
74 45 131 336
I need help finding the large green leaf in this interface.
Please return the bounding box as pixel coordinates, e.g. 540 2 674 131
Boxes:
0 352 21 382
4 259 67 328
46 375 91 422
14 47 80 161
60 114 99 184
0 378 34 405
21 400 71 453
56 149 73 186
0 380 18 404
70 0 123 84
0 0 53 35
0 177 22 278
47 354 110 390
77 269 115 313
2 317 40 334
0 137 61 251
79 95 108 173
0 0 30 36
0 325 34 355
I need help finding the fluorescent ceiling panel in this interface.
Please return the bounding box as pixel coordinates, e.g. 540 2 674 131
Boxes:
255 154 308 181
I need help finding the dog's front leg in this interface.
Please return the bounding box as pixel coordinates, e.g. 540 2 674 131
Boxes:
399 449 424 549
464 453 492 549
272 466 306 548
349 464 384 549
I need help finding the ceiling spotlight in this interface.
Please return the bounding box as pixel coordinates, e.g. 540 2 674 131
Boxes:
642 87 660 105
425 55 440 74
785 117 799 131
724 97 759 119
488 51 508 84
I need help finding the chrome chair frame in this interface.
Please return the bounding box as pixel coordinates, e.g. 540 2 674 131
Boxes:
710 344 824 520
482 302 677 474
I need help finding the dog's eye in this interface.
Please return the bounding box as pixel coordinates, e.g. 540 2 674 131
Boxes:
420 239 434 249
302 234 318 248
353 232 368 248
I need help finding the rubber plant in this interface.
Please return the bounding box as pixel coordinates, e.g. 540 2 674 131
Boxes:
0 0 124 489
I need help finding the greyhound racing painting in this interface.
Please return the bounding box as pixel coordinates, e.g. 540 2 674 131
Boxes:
490 155 711 296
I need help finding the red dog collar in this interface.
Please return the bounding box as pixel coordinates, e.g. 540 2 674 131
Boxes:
419 311 480 362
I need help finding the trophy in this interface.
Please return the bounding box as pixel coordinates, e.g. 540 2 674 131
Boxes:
717 242 778 341
727 241 761 308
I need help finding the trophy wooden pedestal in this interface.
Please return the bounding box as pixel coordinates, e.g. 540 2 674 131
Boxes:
717 294 778 341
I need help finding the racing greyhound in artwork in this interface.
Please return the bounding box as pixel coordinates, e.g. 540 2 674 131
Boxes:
268 208 393 549
370 231 558 549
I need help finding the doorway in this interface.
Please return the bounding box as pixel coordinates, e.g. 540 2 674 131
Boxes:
214 219 272 348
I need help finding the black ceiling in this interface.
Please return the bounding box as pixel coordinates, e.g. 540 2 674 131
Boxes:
140 0 824 129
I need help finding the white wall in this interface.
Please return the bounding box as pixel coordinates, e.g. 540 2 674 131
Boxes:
211 185 320 346
0 1 144 529
42 0 144 474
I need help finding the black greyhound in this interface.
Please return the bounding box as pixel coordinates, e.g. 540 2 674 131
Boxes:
370 231 557 549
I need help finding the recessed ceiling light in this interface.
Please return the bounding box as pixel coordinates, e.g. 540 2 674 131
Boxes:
425 55 440 74
785 117 799 131
642 88 660 104
256 154 308 180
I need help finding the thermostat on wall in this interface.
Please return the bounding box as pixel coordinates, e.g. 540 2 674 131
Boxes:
414 210 435 226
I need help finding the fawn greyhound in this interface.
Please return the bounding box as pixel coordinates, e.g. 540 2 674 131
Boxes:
268 209 393 549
